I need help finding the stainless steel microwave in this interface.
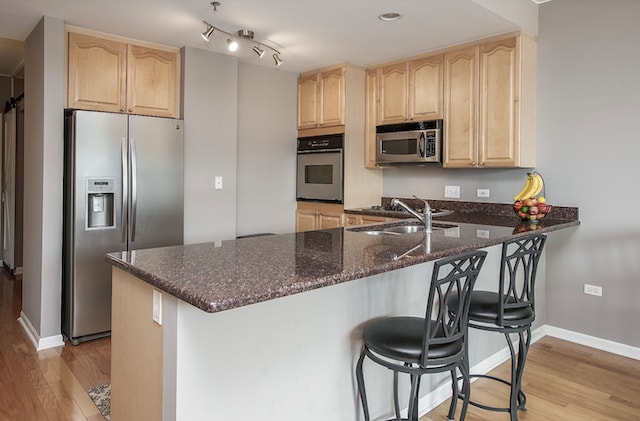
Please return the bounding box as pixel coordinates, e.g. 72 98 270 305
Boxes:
376 119 443 164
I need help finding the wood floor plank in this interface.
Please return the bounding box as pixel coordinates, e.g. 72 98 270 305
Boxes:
422 336 640 420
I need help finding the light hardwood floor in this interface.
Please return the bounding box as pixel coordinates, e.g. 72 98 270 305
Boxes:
1 269 639 420
0 269 110 421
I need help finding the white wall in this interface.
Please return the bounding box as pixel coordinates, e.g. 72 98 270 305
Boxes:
236 62 297 236
22 16 65 346
384 0 640 348
182 47 238 244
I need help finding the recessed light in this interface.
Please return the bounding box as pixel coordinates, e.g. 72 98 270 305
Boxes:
379 12 401 22
531 0 552 4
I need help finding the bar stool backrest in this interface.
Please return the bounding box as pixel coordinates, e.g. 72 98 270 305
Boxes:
498 234 547 327
421 250 487 367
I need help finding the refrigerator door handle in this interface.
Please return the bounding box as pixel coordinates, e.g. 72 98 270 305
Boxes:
131 137 138 242
121 137 128 243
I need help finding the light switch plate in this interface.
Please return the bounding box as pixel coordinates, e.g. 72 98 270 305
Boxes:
444 185 460 198
215 176 223 190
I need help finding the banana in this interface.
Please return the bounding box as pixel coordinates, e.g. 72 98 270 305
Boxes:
513 174 533 201
522 173 539 199
530 173 544 198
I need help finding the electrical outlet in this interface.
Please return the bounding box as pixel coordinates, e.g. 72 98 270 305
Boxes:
584 284 603 297
444 185 460 198
152 289 163 325
476 229 490 239
477 189 490 198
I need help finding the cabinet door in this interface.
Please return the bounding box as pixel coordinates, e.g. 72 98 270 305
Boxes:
479 38 518 167
318 212 343 230
68 33 127 113
408 55 443 121
127 45 178 118
365 69 379 168
297 74 319 129
360 215 388 226
319 68 345 127
379 63 408 124
344 214 362 227
443 46 478 168
296 209 318 232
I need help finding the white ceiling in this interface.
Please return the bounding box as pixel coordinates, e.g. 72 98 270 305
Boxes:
0 0 539 76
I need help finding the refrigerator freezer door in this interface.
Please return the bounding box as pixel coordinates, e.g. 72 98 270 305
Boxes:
128 115 183 250
63 110 127 342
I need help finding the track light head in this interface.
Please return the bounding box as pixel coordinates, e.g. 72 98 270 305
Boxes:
252 45 265 58
227 38 238 52
201 25 215 42
273 53 283 67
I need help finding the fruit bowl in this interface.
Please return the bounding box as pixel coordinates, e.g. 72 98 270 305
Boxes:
513 197 552 222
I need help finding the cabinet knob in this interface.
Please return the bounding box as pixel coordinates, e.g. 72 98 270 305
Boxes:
128 108 133 112
120 108 125 112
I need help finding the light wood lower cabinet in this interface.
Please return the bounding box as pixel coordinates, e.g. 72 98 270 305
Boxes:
344 214 400 227
296 202 344 232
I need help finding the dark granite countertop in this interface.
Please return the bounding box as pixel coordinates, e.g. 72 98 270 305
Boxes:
106 199 579 314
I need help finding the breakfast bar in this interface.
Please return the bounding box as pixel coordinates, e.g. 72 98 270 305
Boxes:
106 202 579 420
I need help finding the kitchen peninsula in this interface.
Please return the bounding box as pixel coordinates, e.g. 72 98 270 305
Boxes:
106 202 579 420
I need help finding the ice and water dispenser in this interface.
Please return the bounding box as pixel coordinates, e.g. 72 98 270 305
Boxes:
86 178 115 229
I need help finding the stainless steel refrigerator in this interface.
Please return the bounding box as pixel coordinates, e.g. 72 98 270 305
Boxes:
62 109 183 344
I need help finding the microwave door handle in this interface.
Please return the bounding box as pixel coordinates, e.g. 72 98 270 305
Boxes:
418 132 426 158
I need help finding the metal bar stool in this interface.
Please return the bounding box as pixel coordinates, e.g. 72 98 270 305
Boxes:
449 233 547 421
355 250 488 421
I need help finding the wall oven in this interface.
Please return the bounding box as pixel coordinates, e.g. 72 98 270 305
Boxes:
376 119 443 164
296 133 343 203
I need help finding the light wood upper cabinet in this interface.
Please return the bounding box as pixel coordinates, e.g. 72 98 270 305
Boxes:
379 63 408 124
364 69 379 168
443 46 478 168
297 67 345 129
408 55 443 121
377 55 443 125
297 74 319 129
68 32 127 113
126 45 178 118
443 33 536 168
67 31 179 118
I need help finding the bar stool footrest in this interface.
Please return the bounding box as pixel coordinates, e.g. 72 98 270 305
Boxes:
457 373 527 412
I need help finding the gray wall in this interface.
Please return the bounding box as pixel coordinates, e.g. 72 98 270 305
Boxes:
384 0 640 348
538 0 640 347
182 47 238 244
22 16 65 341
236 62 297 236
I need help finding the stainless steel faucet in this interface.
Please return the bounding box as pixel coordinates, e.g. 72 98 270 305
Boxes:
390 196 433 233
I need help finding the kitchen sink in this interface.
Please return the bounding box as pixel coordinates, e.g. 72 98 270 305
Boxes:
348 221 458 235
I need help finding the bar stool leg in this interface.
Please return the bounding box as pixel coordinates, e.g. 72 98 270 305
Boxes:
355 351 371 421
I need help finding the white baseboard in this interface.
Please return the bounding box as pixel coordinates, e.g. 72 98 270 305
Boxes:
18 311 65 351
545 325 640 361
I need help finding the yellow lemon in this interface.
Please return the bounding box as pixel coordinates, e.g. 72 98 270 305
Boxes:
537 196 547 204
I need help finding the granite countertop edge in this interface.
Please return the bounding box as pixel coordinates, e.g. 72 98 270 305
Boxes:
105 216 580 314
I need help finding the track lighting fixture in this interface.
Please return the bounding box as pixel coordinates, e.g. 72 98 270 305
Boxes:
226 38 238 52
200 19 283 67
252 45 265 58
201 25 215 42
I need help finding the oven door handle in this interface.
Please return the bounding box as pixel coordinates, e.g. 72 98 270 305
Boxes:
297 148 343 154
